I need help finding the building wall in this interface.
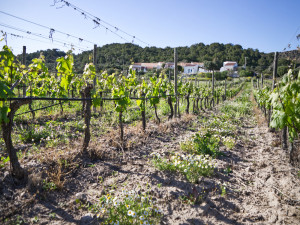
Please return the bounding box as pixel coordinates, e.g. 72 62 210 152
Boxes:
184 65 198 74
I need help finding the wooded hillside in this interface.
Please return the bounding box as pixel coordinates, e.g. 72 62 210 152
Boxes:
17 42 299 74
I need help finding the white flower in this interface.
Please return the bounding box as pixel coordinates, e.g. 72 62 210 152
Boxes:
154 208 161 213
139 215 145 220
144 211 148 216
127 210 136 218
113 221 119 225
113 201 119 206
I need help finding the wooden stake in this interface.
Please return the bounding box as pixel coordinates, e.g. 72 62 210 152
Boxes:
174 48 178 117
269 52 278 129
22 46 26 97
93 44 97 112
212 71 215 107
272 52 278 90
224 79 227 100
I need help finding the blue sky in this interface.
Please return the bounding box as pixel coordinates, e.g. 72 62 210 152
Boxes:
0 0 300 55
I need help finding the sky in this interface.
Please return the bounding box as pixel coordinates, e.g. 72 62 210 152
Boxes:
0 0 300 55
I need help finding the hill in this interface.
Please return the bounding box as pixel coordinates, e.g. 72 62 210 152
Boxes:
279 49 300 63
17 42 299 74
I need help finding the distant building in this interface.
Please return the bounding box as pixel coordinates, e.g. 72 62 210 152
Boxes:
164 62 175 69
130 61 210 74
129 63 147 72
220 61 238 72
182 63 199 74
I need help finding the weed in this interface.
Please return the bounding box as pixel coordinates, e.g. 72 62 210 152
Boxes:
179 194 201 205
157 183 162 188
223 166 232 175
42 179 57 191
11 215 27 225
49 212 56 219
90 187 162 224
32 216 39 223
18 124 52 144
181 131 222 158
222 136 235 149
220 183 227 197
0 155 10 168
151 152 215 183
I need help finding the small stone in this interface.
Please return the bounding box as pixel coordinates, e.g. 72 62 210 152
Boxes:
75 192 87 202
20 191 28 198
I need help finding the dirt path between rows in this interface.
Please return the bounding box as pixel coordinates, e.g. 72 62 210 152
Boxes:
1 97 300 224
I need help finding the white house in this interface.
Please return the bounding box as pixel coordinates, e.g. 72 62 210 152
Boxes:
130 61 209 74
129 63 147 72
183 63 199 74
164 62 175 69
220 61 238 72
141 63 160 70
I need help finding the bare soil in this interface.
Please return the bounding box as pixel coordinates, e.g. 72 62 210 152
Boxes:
1 102 300 224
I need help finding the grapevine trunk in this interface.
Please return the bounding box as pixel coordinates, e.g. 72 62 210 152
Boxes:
1 99 32 178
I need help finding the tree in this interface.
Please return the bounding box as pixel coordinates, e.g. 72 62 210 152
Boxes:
239 70 252 77
277 66 289 77
177 65 183 72
204 61 218 72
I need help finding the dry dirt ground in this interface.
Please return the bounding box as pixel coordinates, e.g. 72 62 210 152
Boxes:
1 101 300 224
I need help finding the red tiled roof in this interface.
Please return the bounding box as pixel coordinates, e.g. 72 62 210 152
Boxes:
224 62 236 66
141 63 159 69
184 63 197 66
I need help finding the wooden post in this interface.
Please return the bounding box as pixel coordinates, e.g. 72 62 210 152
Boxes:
174 48 178 117
257 78 259 89
93 44 97 112
272 52 278 90
141 93 146 131
282 126 288 149
212 70 215 107
22 46 26 97
269 52 278 129
261 73 264 89
224 79 227 100
82 84 93 152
